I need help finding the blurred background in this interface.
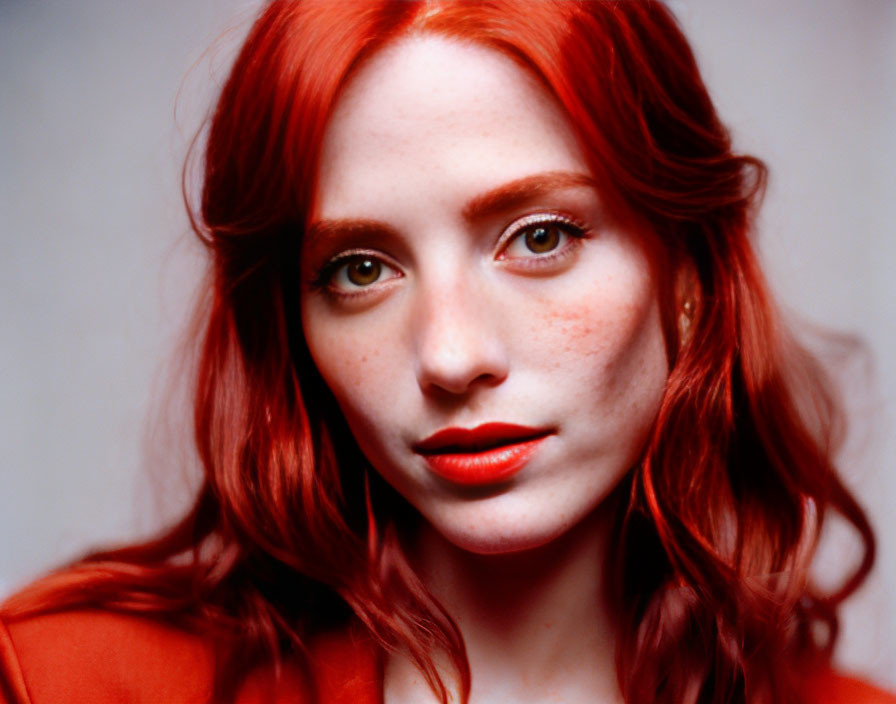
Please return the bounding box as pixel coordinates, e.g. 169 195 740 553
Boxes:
2 0 894 688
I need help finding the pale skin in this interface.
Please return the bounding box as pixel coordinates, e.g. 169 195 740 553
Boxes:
300 37 670 704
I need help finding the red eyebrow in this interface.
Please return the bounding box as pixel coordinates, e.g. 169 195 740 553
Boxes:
306 170 596 242
305 218 395 243
461 171 596 221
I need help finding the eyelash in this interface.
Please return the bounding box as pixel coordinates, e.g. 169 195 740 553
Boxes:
309 248 403 298
496 212 589 267
310 212 590 298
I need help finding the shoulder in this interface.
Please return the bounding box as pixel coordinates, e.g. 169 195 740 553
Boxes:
0 609 217 703
0 609 327 703
801 666 896 704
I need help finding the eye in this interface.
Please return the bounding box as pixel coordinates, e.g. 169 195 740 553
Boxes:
498 213 587 261
317 251 402 294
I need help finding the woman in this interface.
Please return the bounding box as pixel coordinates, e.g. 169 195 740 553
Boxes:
1 2 891 703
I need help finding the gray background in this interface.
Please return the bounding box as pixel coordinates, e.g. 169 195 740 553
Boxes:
2 0 894 688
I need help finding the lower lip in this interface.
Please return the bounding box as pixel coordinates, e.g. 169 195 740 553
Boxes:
419 436 549 486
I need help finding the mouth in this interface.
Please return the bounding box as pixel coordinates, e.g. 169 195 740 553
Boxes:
413 423 554 486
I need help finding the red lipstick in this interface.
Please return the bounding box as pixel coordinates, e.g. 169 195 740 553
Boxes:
413 423 552 486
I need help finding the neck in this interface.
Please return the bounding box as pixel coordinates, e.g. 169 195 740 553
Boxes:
386 508 622 704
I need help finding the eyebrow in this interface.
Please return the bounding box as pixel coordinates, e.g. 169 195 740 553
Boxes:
461 170 596 222
305 218 393 244
306 170 596 242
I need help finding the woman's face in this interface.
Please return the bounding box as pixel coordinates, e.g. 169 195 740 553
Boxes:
300 36 668 555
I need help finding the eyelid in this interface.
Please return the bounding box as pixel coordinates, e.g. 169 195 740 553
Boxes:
312 248 403 294
495 211 588 258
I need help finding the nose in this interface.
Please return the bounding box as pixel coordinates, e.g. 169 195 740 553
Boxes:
413 271 509 397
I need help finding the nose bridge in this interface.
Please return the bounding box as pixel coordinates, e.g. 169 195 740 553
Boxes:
413 258 508 395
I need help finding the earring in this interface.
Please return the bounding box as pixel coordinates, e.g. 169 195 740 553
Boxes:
679 299 695 340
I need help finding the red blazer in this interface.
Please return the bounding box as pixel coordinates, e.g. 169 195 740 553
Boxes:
1 609 893 703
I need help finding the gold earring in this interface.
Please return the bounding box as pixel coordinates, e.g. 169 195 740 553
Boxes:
679 299 695 341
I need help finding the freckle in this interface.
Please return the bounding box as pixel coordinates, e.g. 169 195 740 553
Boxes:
554 308 585 323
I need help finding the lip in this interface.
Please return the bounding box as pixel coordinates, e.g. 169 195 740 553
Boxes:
413 423 553 486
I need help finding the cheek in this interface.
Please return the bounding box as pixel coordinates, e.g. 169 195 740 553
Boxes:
525 265 668 425
301 309 403 435
533 305 619 363
530 293 659 368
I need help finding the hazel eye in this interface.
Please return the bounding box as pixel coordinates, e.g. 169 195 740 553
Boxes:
345 257 381 285
522 224 562 253
324 253 401 293
499 214 587 261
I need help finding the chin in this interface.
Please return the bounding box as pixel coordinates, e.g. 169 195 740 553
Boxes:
425 499 602 557
443 528 560 556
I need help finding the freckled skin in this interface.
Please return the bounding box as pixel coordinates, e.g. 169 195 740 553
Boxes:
300 36 669 557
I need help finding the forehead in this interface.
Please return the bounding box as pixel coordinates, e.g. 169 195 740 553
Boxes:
313 35 590 222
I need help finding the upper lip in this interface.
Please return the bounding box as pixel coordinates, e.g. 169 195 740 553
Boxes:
413 422 553 455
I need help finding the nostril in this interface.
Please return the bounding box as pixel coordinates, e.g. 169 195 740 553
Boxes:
416 339 509 397
430 371 504 396
413 280 509 396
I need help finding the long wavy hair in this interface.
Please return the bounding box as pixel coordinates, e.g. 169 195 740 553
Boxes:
3 2 875 703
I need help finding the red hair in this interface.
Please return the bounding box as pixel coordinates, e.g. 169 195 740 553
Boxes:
3 2 875 703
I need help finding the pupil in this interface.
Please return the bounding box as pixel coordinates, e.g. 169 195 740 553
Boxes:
347 258 380 285
526 226 559 253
